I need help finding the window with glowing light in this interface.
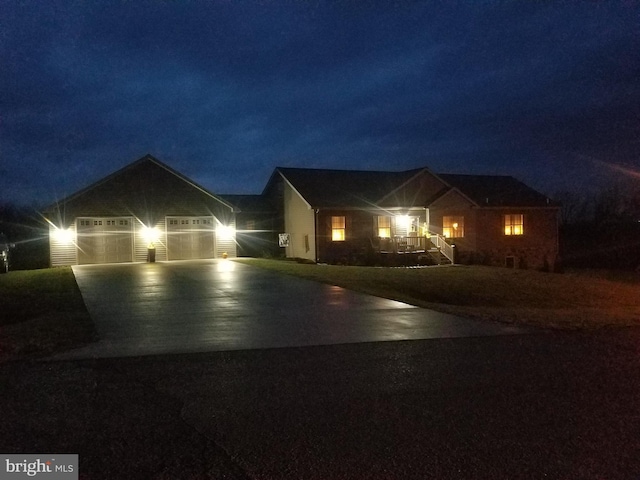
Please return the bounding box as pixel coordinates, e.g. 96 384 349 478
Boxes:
377 216 391 238
331 216 346 241
443 216 464 238
504 214 524 235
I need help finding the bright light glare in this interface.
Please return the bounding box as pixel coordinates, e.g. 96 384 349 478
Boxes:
217 224 235 240
397 215 411 230
216 259 236 273
141 226 160 243
52 227 74 244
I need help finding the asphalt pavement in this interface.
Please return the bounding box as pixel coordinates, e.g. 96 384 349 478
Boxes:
6 260 637 478
3 329 640 479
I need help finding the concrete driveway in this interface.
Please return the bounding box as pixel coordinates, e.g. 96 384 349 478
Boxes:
64 260 530 358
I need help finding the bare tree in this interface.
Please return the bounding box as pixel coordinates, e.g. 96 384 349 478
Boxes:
553 190 591 226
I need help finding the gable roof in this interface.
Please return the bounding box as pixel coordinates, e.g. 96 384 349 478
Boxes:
274 167 427 209
438 174 557 207
218 194 276 213
272 167 557 210
45 155 234 222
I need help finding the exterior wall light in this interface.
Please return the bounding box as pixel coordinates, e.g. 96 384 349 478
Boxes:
141 226 160 244
397 215 411 231
217 224 235 241
52 227 74 245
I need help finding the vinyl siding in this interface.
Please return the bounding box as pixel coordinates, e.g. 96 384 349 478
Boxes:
215 218 237 258
49 224 77 266
283 181 316 261
135 219 167 262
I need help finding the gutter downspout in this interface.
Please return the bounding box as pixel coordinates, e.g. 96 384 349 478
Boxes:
314 208 319 263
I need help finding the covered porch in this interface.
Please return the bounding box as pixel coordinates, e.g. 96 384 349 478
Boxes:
373 211 455 264
375 233 455 264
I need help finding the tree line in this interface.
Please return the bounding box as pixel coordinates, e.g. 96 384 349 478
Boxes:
1 181 639 271
555 181 640 270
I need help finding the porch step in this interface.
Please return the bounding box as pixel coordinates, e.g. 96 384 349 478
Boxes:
427 248 452 265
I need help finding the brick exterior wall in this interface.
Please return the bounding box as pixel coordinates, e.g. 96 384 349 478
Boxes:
316 210 375 264
471 208 559 270
428 189 559 270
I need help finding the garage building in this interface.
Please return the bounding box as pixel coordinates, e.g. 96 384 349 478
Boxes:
45 155 237 266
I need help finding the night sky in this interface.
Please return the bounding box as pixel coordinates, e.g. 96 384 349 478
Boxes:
1 1 639 206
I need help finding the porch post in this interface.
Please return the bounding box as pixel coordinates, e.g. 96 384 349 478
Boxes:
425 207 430 233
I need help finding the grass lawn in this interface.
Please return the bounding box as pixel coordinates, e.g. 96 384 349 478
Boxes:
235 259 640 329
2 261 638 362
0 267 97 361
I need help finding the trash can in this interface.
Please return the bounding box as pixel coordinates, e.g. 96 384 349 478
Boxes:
147 242 156 263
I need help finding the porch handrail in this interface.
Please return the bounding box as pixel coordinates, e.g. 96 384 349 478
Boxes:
377 235 427 253
431 234 455 264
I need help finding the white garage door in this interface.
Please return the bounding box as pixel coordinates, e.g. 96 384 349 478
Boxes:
77 217 133 265
166 216 215 260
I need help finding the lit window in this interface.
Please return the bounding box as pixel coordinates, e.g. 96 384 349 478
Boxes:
245 220 256 230
378 216 391 238
443 216 464 238
504 214 524 235
331 216 345 241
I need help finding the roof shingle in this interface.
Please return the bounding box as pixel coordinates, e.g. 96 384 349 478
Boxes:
276 167 425 208
275 167 557 209
439 174 556 207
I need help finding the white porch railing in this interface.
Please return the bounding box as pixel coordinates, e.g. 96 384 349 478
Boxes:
430 234 455 264
375 234 455 264
378 236 428 253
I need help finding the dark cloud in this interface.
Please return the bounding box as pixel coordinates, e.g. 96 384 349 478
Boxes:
1 0 638 205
